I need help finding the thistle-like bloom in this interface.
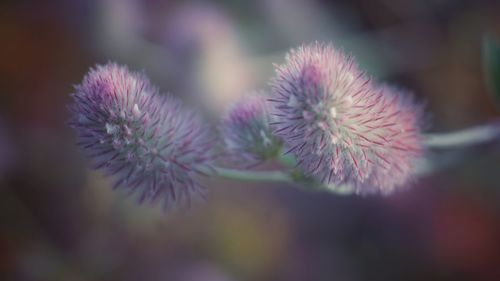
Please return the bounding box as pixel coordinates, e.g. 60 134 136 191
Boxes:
69 63 216 209
220 93 281 166
269 43 423 194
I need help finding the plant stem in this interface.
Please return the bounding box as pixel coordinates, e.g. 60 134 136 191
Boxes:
215 122 500 188
214 167 356 195
214 167 292 183
277 153 297 168
424 122 500 148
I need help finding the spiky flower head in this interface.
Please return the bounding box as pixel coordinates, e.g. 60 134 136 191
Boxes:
269 42 423 194
69 63 216 209
220 93 282 166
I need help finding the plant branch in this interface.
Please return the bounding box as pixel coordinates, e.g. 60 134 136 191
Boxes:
424 121 500 148
214 122 500 191
213 166 355 195
214 167 292 183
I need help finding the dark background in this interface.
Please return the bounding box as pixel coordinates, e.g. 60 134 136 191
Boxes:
1 0 500 280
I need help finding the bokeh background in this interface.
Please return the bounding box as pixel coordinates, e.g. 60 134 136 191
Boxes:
1 0 500 280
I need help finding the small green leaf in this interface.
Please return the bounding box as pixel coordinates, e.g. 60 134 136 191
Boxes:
482 34 500 106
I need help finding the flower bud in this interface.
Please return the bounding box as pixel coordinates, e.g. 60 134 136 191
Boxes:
220 93 281 166
269 43 423 194
69 63 216 209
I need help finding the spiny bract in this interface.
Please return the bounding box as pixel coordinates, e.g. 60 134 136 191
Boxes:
69 63 216 209
269 42 423 194
220 93 281 166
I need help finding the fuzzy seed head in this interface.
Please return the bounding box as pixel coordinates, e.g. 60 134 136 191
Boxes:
220 93 281 166
269 43 423 194
69 63 216 209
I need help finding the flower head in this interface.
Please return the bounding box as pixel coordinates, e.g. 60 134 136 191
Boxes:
269 42 423 194
69 63 216 209
220 93 281 166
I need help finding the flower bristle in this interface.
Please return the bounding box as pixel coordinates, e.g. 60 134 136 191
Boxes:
220 93 281 166
69 63 216 209
269 42 423 194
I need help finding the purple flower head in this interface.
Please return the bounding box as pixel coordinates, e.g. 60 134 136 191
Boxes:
220 93 282 166
69 63 216 209
269 42 423 194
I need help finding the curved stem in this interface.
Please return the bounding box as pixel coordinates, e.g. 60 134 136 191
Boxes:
214 122 500 190
424 121 500 148
214 167 354 195
214 167 292 183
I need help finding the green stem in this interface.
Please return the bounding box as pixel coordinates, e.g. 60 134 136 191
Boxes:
214 122 500 190
214 167 355 195
214 167 292 183
424 122 500 148
277 153 297 168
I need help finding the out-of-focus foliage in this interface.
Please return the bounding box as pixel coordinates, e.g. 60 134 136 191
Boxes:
483 34 500 107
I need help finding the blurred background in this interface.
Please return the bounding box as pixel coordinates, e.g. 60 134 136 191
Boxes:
1 0 500 280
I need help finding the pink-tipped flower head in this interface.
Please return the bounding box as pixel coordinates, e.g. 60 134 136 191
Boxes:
269 43 423 194
220 93 282 166
69 63 216 209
